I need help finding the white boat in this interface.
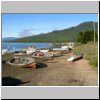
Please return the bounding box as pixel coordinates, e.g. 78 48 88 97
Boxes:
2 49 8 55
67 54 83 62
62 46 69 49
21 46 36 54
14 52 28 56
53 45 70 51
7 57 35 67
32 52 53 58
53 52 62 57
53 48 69 51
40 49 49 53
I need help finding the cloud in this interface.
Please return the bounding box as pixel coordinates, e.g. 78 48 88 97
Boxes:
19 28 34 37
18 27 60 37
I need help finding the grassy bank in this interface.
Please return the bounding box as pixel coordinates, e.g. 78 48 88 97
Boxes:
73 42 98 70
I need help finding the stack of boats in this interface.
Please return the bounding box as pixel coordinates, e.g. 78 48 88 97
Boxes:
5 45 63 67
5 45 75 67
14 46 37 56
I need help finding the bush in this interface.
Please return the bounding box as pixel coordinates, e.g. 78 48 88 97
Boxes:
75 30 98 44
73 43 98 69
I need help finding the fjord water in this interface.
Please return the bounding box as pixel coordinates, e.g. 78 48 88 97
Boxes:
2 42 53 52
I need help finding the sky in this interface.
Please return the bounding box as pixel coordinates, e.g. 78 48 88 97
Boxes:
2 14 98 38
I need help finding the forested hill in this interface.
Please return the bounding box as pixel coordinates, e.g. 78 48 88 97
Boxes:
9 21 98 43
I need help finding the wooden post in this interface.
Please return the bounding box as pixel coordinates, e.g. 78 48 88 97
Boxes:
93 22 95 44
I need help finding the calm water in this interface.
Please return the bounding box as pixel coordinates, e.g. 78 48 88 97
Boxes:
2 42 53 52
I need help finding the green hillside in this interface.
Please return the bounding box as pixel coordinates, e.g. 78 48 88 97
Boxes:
9 21 98 43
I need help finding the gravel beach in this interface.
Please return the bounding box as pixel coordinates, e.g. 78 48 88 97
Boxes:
2 53 98 86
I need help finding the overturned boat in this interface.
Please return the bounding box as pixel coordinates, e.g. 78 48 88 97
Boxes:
6 57 35 67
67 54 83 62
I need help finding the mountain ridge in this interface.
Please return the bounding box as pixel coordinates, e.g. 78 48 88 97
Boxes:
2 37 18 42
6 21 98 43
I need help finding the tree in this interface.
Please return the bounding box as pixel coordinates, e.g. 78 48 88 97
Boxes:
75 30 98 44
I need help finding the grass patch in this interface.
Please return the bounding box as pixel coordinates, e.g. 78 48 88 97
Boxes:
73 42 98 70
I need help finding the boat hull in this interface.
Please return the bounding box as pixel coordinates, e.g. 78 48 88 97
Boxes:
67 55 83 62
6 57 35 67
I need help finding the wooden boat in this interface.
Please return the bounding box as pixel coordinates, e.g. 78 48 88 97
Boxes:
32 52 53 60
44 52 53 57
6 57 35 67
53 52 62 57
32 52 44 58
21 46 36 54
25 62 36 69
32 52 53 58
67 54 83 62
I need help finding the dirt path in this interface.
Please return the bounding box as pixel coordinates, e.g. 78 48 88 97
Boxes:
2 54 98 86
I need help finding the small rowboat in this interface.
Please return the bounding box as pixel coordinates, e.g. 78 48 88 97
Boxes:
21 46 36 54
6 57 35 67
32 52 44 58
32 52 53 58
53 52 62 57
67 54 83 62
32 52 54 61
